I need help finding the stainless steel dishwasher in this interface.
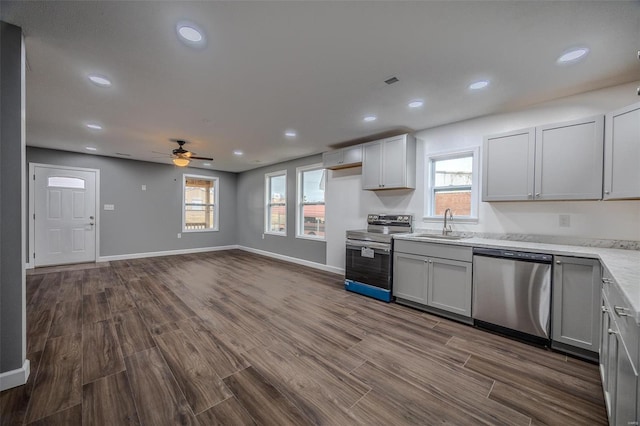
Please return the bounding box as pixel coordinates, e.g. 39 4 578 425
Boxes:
472 248 553 345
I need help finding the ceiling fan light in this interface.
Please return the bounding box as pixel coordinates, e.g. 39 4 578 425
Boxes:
172 157 190 167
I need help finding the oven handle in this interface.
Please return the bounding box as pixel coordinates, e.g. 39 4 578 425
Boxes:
346 239 390 252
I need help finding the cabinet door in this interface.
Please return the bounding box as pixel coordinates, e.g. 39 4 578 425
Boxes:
600 301 613 419
393 252 427 304
614 340 638 426
427 258 472 317
604 102 640 200
381 136 407 189
362 141 383 189
607 320 620 425
552 256 601 352
322 150 344 169
482 128 535 201
535 116 604 200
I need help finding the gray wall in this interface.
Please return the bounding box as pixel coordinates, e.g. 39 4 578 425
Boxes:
1 22 27 373
27 148 238 257
236 154 326 264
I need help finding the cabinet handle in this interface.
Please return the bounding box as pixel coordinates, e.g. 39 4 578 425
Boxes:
528 193 532 197
604 190 610 195
607 328 618 335
602 306 609 313
602 278 612 284
556 260 561 265
535 193 540 197
614 306 631 317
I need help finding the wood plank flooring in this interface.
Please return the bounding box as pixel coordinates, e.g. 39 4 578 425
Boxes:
1 250 607 425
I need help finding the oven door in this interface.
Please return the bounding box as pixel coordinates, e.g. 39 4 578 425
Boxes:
345 239 392 290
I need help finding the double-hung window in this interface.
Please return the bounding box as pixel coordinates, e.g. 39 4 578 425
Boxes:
296 164 326 240
183 174 219 232
265 170 287 235
425 148 479 221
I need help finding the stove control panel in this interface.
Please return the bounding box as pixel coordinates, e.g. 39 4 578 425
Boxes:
367 214 413 226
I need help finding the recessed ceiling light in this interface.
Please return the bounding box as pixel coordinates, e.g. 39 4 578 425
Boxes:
86 123 102 130
176 21 206 47
408 100 424 108
87 74 112 87
233 150 244 156
469 80 489 90
284 130 297 138
557 47 589 64
85 147 97 151
202 162 211 166
363 115 377 122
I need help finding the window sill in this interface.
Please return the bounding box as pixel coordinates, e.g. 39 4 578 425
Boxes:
295 235 326 242
182 228 219 233
264 231 287 237
421 216 479 224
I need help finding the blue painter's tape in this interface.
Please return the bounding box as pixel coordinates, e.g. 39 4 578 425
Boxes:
344 280 392 302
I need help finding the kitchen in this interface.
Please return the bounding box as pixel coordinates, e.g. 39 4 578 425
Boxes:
2 1 640 425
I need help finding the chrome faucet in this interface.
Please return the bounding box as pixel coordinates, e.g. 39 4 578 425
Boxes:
443 208 453 235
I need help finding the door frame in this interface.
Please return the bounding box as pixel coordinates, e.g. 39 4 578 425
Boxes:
28 163 101 268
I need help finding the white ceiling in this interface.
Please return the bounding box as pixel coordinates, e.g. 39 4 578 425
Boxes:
2 1 639 172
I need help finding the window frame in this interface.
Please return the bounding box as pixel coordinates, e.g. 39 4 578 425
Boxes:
296 163 326 241
264 170 288 236
423 147 479 223
182 174 219 233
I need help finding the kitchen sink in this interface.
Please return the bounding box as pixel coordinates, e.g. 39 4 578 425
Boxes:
413 234 469 240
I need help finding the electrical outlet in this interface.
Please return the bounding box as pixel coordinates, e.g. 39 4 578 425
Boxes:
559 214 570 227
104 204 115 211
177 233 181 239
141 185 146 191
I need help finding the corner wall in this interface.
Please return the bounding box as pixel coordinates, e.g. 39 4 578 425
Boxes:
1 21 28 387
236 154 327 266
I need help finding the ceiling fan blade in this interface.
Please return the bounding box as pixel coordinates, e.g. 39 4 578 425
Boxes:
190 156 213 161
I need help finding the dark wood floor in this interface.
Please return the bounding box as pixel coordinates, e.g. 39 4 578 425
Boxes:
1 250 607 425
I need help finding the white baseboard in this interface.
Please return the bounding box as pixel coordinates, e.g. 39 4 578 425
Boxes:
0 359 30 391
238 246 344 275
98 245 240 262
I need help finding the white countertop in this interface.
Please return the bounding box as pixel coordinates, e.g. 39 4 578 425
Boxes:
394 233 640 324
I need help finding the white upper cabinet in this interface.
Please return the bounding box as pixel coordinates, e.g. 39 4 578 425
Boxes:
483 128 535 201
322 145 362 170
482 115 604 202
604 101 640 200
362 134 416 190
535 115 604 200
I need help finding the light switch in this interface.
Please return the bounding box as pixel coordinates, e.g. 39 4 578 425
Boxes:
141 185 146 191
104 204 115 211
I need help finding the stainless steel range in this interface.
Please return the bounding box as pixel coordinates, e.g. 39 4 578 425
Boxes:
345 214 413 302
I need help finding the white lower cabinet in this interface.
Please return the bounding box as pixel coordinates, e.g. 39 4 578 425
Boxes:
551 256 601 356
600 275 639 426
393 241 472 319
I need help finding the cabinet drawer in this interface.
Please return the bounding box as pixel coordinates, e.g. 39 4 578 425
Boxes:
394 240 472 262
603 274 639 370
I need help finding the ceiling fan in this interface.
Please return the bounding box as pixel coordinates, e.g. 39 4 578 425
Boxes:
169 139 213 167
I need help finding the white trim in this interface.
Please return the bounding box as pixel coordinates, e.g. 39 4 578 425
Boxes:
182 173 219 232
0 359 30 392
295 163 326 241
29 163 101 268
238 245 343 275
98 245 239 262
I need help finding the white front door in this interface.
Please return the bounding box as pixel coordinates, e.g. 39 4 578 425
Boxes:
33 165 97 266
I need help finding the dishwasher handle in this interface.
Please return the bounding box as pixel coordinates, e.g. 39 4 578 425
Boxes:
473 247 552 263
